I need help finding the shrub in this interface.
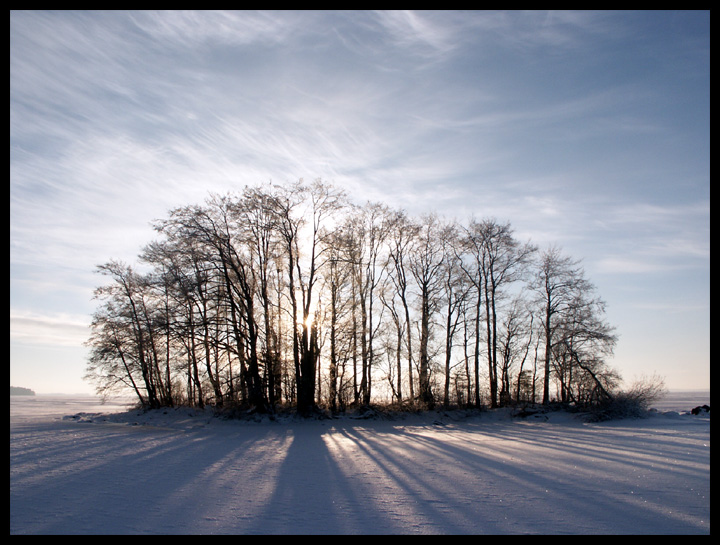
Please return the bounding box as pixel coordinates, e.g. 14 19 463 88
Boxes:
586 374 667 422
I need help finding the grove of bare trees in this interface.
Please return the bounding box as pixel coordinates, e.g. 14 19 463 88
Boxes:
85 179 620 415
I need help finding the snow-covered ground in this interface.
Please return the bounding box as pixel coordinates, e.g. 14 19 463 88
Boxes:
10 392 709 535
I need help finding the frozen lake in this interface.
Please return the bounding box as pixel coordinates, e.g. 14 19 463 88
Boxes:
647 390 709 412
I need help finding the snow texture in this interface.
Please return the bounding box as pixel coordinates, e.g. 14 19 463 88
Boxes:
10 394 709 535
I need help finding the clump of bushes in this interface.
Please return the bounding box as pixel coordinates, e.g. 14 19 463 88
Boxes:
586 374 667 422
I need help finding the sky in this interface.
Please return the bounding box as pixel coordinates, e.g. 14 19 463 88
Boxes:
10 10 709 394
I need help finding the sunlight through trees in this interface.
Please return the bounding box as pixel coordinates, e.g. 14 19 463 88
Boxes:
85 179 619 414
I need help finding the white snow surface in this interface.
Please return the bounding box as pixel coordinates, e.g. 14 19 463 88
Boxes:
10 393 710 535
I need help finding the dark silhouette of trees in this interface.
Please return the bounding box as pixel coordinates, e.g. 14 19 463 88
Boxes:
272 180 346 415
86 261 165 408
460 219 536 408
86 180 623 415
439 222 470 408
407 213 447 408
385 209 419 404
530 246 618 406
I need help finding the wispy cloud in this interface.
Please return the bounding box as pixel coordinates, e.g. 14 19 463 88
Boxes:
10 11 710 391
592 201 709 274
10 310 90 347
485 10 617 49
128 10 301 47
371 10 461 59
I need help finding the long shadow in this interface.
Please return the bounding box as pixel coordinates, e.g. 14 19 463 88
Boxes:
338 420 709 534
337 424 516 534
10 418 285 534
461 418 710 480
11 414 709 534
238 416 709 534
243 423 393 534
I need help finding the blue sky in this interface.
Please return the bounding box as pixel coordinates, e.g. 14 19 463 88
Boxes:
10 11 709 394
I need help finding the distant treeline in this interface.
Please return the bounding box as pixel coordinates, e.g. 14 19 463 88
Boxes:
10 386 35 396
85 179 620 415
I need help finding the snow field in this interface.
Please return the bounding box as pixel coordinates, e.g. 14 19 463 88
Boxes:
10 396 710 534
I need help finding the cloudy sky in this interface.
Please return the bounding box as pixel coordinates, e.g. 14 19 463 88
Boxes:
11 11 709 394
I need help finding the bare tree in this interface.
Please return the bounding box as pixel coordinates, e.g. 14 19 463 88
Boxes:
232 186 284 409
140 238 214 407
87 261 164 408
157 200 266 410
462 219 536 408
85 296 148 405
386 210 420 403
439 222 471 407
552 290 618 405
530 246 616 405
497 295 534 406
275 179 345 415
323 226 355 412
344 202 393 405
457 224 485 408
86 181 626 417
408 213 446 408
